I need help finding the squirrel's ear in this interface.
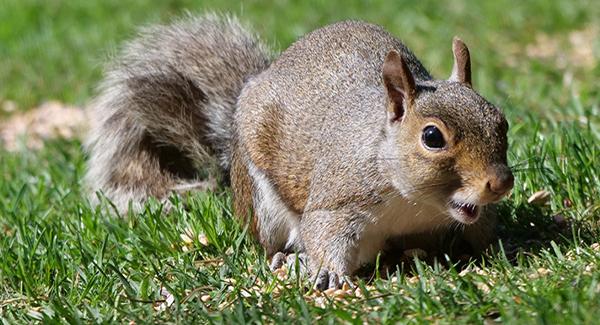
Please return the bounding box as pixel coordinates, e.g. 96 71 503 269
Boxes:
449 37 472 86
383 50 416 122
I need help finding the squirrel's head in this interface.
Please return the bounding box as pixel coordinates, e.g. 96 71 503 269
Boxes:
381 38 513 225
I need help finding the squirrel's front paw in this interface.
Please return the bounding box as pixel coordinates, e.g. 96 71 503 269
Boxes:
314 268 341 290
269 252 352 290
269 252 287 271
269 251 310 275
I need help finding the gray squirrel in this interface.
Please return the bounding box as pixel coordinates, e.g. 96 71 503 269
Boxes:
85 14 514 289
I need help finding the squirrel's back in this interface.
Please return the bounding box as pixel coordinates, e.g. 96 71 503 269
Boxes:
270 21 430 83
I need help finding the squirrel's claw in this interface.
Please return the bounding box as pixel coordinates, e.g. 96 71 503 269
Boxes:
314 269 356 291
270 252 354 290
314 269 344 290
285 252 310 275
269 251 310 276
269 252 287 271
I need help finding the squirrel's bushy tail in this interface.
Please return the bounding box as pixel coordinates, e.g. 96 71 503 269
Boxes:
85 14 271 212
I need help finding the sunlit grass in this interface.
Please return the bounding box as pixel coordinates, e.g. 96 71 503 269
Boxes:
0 0 599 322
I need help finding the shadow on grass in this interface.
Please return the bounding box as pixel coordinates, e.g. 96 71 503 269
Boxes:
494 202 574 260
356 200 591 279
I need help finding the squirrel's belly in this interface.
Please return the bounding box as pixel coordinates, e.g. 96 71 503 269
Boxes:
356 194 451 264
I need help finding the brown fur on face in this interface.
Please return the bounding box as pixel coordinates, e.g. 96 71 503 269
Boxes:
387 80 511 218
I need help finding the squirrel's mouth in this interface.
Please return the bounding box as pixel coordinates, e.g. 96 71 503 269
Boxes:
449 200 480 224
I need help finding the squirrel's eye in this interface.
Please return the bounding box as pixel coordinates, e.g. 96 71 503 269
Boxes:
421 125 446 150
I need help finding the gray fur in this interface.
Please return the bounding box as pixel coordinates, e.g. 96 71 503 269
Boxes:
85 14 271 211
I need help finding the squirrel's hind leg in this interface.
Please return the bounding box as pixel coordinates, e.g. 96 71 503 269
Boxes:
245 160 302 256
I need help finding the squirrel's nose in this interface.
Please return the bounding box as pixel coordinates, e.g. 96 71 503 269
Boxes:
486 165 514 197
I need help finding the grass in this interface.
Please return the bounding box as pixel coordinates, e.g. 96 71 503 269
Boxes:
1 0 599 323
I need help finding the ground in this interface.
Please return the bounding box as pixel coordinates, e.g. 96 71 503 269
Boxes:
0 0 599 323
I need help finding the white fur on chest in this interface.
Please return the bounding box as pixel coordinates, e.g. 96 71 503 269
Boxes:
356 194 450 264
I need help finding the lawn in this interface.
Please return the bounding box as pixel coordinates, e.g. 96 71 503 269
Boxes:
1 0 599 323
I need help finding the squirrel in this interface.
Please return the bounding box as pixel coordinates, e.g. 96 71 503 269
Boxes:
85 14 514 289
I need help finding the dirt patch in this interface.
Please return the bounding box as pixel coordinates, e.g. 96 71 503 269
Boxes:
0 101 88 151
525 25 598 69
